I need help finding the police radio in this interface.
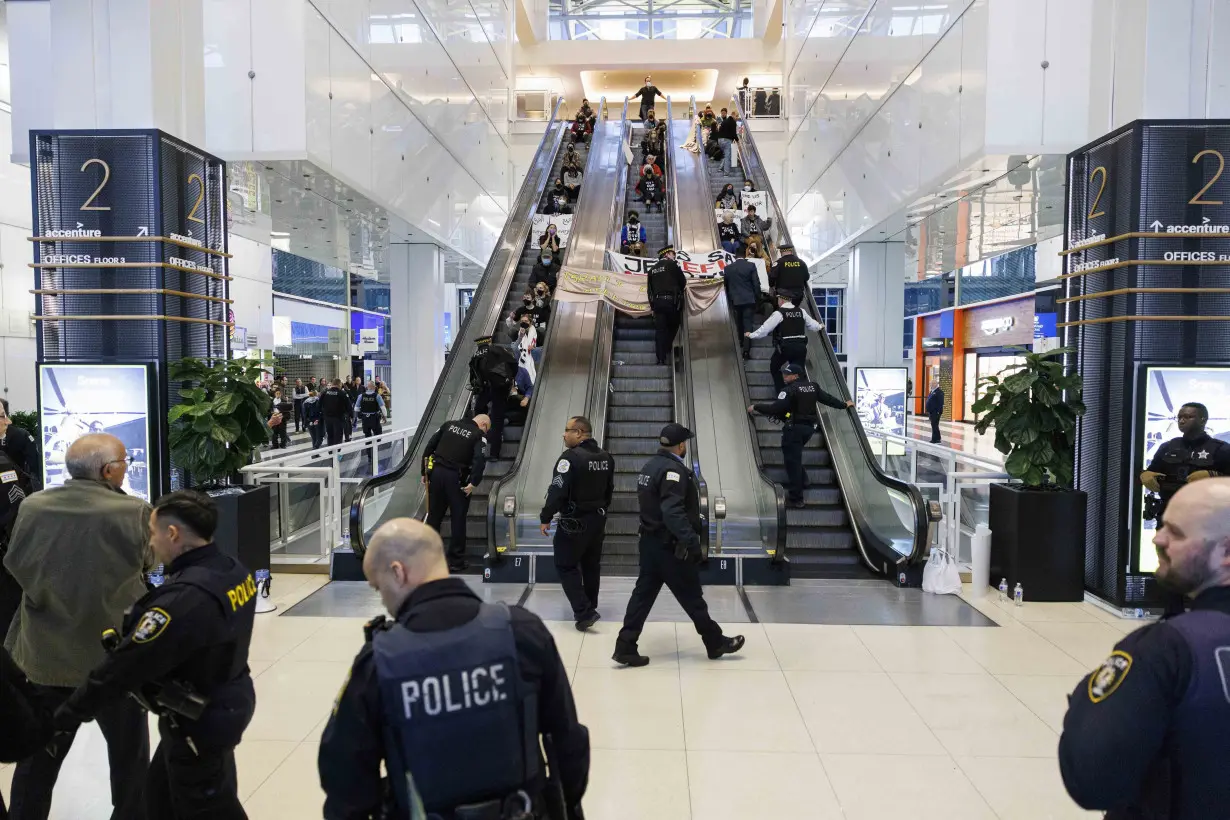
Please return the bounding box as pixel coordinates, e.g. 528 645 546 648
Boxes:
99 628 208 721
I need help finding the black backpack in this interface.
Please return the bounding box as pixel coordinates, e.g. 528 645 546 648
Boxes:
481 346 518 388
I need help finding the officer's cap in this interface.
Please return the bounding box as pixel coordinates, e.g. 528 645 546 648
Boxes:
779 242 794 252
474 335 493 346
780 363 804 376
658 423 694 446
658 245 676 258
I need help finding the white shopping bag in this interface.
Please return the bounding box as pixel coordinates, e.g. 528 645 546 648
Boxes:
732 142 740 168
922 548 962 595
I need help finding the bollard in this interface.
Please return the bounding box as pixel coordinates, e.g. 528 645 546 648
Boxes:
970 524 991 599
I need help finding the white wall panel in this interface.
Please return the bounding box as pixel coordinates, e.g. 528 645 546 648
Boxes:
273 295 347 328
7 1 52 164
984 0 1043 151
228 235 274 345
1207 0 1230 116
203 0 253 153
1041 1 1095 149
305 4 334 161
326 0 371 61
329 29 374 191
253 0 308 154
0 113 31 233
958 0 987 166
917 22 962 193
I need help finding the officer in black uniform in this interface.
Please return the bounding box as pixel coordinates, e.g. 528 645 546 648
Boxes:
613 423 744 667
422 414 492 572
540 416 614 631
470 336 519 461
746 292 824 394
320 518 590 820
354 380 387 438
320 378 350 446
1059 478 1230 819
648 246 687 366
769 242 809 304
53 490 258 820
1140 402 1230 615
749 363 852 508
0 450 34 634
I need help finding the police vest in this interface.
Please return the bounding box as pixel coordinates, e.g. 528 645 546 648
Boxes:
787 382 820 422
775 307 806 341
776 258 808 290
358 393 380 415
173 559 257 689
649 263 682 297
372 604 535 814
636 453 701 539
320 387 347 418
1161 610 1230 816
431 420 483 469
563 443 613 512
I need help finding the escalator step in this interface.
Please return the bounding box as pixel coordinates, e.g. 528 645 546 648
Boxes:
606 495 639 513
761 449 831 467
606 516 641 535
612 364 671 378
614 340 656 353
610 406 673 422
612 352 661 365
606 439 662 455
614 458 651 474
764 466 836 485
611 378 672 392
786 506 848 527
611 392 672 407
606 421 667 438
614 474 641 492
785 528 856 550
801 487 843 505
616 328 657 341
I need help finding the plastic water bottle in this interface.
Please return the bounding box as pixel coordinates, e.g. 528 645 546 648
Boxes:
1013 583 1024 607
998 578 1008 602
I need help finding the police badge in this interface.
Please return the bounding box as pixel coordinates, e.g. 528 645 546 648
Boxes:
132 607 172 643
1088 650 1132 703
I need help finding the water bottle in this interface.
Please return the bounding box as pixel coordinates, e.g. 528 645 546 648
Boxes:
1013 582 1024 607
998 578 1008 602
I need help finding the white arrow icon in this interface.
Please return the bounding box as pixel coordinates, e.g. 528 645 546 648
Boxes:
187 229 193 237
1150 220 1164 231
76 222 83 230
136 226 148 237
1203 216 1211 225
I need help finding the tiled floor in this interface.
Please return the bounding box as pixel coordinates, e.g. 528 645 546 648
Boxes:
0 575 1139 819
905 416 1005 467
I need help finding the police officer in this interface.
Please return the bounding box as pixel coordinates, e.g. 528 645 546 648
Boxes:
745 292 824 394
422 414 491 572
0 449 34 634
470 336 519 461
53 490 258 819
648 246 687 366
1059 478 1230 819
769 242 808 303
319 518 590 820
540 416 614 631
354 380 388 439
320 378 350 446
613 423 744 667
749 363 852 508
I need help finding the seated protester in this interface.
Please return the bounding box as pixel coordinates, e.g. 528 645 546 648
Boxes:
579 98 594 119
620 210 648 255
640 169 665 213
506 290 538 338
705 129 724 162
739 179 757 209
563 164 584 201
531 249 559 291
715 183 738 210
539 222 563 254
543 188 572 216
562 144 583 168
551 177 570 206
717 211 742 254
532 282 553 331
739 204 773 248
635 158 663 198
699 107 717 131
644 109 658 130
570 111 591 145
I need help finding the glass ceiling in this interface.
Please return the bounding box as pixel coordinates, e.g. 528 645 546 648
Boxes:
548 0 752 40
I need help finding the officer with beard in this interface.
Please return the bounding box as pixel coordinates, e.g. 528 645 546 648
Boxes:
1060 478 1230 819
540 416 614 632
648 246 687 366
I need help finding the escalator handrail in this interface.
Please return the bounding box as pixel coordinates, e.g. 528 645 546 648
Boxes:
730 94 929 566
692 119 788 563
487 108 614 550
348 96 568 556
663 102 710 546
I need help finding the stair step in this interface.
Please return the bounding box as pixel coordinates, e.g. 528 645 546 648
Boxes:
612 364 671 378
606 439 663 455
785 506 848 527
764 466 835 485
784 527 855 550
610 392 672 407
609 406 673 422
611 378 672 392
761 449 831 467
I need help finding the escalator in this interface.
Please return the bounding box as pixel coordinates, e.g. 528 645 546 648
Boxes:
347 100 575 562
724 96 930 578
600 120 675 574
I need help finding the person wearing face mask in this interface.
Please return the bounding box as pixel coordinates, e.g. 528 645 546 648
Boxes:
715 183 738 211
738 179 757 209
354 380 388 438
640 168 664 213
318 518 590 820
3 434 151 820
540 222 563 254
531 248 560 292
562 163 584 202
562 143 582 169
620 210 647 256
570 110 592 145
612 424 745 667
717 210 741 254
633 76 666 122
1059 478 1230 820
635 155 662 200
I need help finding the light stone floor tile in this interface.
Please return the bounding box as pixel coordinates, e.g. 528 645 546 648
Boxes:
955 756 1101 819
248 616 330 663
245 659 351 742
1025 620 1128 668
764 623 882 672
584 749 691 820
854 625 984 673
687 750 844 819
676 623 778 670
995 673 1082 734
577 620 679 669
243 742 325 820
572 666 685 750
234 740 298 801
943 624 1090 676
785 670 947 756
679 668 814 753
280 617 370 664
821 753 997 820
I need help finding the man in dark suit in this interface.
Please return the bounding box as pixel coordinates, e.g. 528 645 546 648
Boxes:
925 384 944 444
723 249 760 360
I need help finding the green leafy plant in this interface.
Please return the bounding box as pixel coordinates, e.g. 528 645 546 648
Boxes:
8 411 38 440
168 357 273 486
971 347 1086 488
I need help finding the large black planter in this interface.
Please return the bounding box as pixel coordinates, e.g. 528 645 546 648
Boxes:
208 484 272 573
989 483 1087 602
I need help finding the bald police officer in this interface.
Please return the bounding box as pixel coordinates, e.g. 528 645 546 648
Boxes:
422 414 491 573
749 363 852 508
54 490 258 820
320 518 590 820
613 423 744 667
540 416 614 631
1059 479 1230 819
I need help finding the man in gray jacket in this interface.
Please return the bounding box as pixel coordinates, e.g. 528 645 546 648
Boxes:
4 433 151 820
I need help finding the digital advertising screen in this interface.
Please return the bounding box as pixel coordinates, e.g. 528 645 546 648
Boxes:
39 364 152 500
854 367 907 437
1135 366 1230 572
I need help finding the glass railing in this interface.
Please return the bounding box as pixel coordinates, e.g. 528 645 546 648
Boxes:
348 98 569 556
732 94 928 571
